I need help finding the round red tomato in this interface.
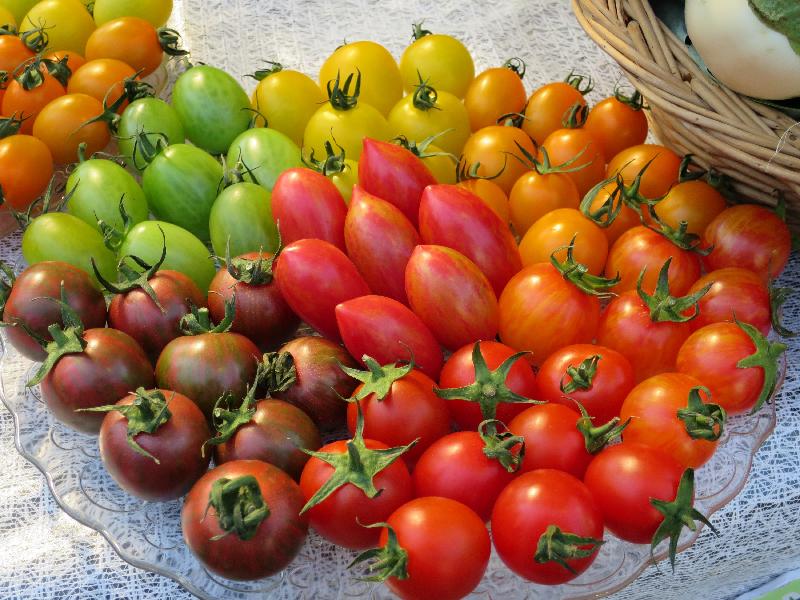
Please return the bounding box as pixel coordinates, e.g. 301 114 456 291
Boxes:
687 268 771 336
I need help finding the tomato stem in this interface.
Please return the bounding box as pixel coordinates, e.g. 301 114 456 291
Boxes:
326 70 362 111
573 400 630 454
411 71 441 112
550 235 620 297
534 524 603 574
206 475 270 541
180 297 236 335
157 28 189 58
411 21 432 41
638 258 711 323
503 57 526 79
349 522 410 582
560 354 601 394
769 285 797 338
565 70 594 95
339 354 415 403
246 60 284 81
676 386 726 441
478 419 525 473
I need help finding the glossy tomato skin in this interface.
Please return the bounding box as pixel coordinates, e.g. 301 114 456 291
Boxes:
67 58 136 113
250 69 325 145
491 469 604 584
522 82 586 146
464 66 527 131
117 98 185 169
509 169 580 237
620 373 719 468
274 239 370 340
0 35 34 74
99 389 210 501
461 125 536 194
583 442 684 543
85 16 163 76
358 138 437 227
676 322 765 415
208 254 299 351
32 93 111 164
215 399 322 480
335 295 444 380
688 268 771 336
541 128 607 197
299 438 413 549
405 245 498 350
440 340 538 431
0 134 53 211
209 182 279 258
537 344 635 424
182 460 308 580
3 261 106 361
19 0 95 55
654 180 727 237
419 184 522 296
2 69 65 135
703 204 791 282
456 178 510 223
596 290 691 382
387 89 470 156
399 33 475 99
378 497 490 600
226 128 302 192
155 333 261 420
606 144 682 199
344 186 420 304
346 368 449 467
108 270 205 362
498 263 601 367
275 336 358 431
412 431 517 522
93 0 173 28
584 96 648 160
42 329 154 433
271 168 347 250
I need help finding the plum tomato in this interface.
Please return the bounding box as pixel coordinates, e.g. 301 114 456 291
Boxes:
32 93 110 164
209 182 279 259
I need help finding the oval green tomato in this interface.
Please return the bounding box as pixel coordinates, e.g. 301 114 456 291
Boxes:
172 65 251 155
209 182 278 258
226 127 301 191
387 90 471 156
142 144 223 242
22 212 117 285
304 102 389 161
119 220 216 293
20 0 95 54
118 98 185 171
66 158 149 231
92 0 172 27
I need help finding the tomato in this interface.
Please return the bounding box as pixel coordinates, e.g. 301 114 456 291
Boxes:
226 127 302 191
172 65 251 154
141 143 223 242
66 156 149 231
399 27 474 99
620 373 725 468
491 469 604 584
439 340 539 431
677 322 785 415
703 204 791 282
584 181 643 247
419 184 522 295
584 92 648 160
654 180 727 237
0 5 13 27
461 125 536 194
355 497 490 600
3 261 106 361
32 93 110 164
20 0 95 55
522 80 586 145
0 134 53 211
464 62 527 131
274 239 370 341
607 144 682 199
303 144 360 204
320 40 402 116
93 0 172 28
96 389 210 500
689 268 771 335
251 65 325 146
2 64 65 135
345 360 449 467
0 1 26 24
182 460 308 580
85 17 165 77
358 137 436 227
44 50 86 72
0 35 34 76
335 295 444 380
405 245 498 351
509 168 580 237
541 127 606 197
537 344 635 424
420 143 458 184
457 178 510 223
271 168 347 250
67 58 136 112
209 182 278 258
344 186 420 304
117 97 185 169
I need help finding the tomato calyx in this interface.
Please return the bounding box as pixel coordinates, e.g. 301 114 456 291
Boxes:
504 57 526 79
650 468 717 571
0 112 25 138
562 102 589 129
44 55 72 87
645 207 714 256
393 130 457 161
205 475 270 541
560 355 600 394
180 297 236 335
157 28 189 58
677 154 735 198
534 524 603 574
19 23 49 54
513 143 587 176
735 319 787 414
216 233 281 285
411 21 433 40
574 400 630 454
456 158 506 183
327 69 362 111
411 71 441 112
565 70 594 95
340 354 414 403
130 131 170 171
435 342 543 421
96 195 136 251
302 139 349 177
14 58 49 91
259 350 298 395
676 386 726 441
82 73 156 134
247 60 284 81
478 419 525 473
299 405 418 514
349 521 410 582
551 236 621 297
613 86 645 111
582 159 663 229
768 285 797 338
638 258 710 323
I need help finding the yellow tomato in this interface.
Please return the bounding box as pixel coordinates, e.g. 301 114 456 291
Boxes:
0 0 37 24
387 85 470 156
399 28 474 99
304 99 389 162
422 144 458 184
20 0 95 54
0 5 16 27
93 0 173 28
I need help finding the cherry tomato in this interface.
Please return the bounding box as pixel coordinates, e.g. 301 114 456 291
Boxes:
607 144 682 199
541 127 606 197
519 208 608 274
522 81 586 146
388 84 470 155
399 29 474 99
85 16 165 77
67 58 136 112
461 125 537 194
19 0 96 55
32 93 110 164
0 134 53 211
0 35 34 74
464 63 527 131
457 178 510 223
654 180 727 237
688 268 771 336
584 93 648 160
586 181 643 247
93 0 173 28
44 50 86 72
509 168 580 237
2 65 65 135
0 6 16 28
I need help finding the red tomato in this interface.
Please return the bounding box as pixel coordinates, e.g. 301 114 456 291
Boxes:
418 184 522 295
0 134 54 211
619 373 724 468
491 469 604 584
274 239 370 340
271 167 348 250
703 204 791 282
461 125 537 194
344 185 420 304
67 58 137 112
584 93 648 160
2 66 65 135
464 64 527 131
509 168 581 237
541 127 606 197
688 268 771 336
537 344 635 424
522 81 586 146
654 180 727 237
606 144 682 199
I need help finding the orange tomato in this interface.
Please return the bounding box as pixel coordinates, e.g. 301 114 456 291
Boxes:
0 35 34 74
44 50 87 76
0 134 54 210
456 178 510 223
519 208 608 274
461 125 536 195
464 64 527 131
541 128 606 197
522 81 586 146
654 180 727 236
585 182 642 247
509 169 580 237
85 17 164 77
584 94 648 161
607 144 682 200
67 58 136 112
2 66 66 134
32 93 110 164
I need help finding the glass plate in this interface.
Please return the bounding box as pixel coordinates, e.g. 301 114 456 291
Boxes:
0 328 782 599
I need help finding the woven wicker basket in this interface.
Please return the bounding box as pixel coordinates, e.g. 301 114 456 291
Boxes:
573 0 800 231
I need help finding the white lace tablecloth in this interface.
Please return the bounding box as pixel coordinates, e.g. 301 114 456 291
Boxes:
1 1 799 598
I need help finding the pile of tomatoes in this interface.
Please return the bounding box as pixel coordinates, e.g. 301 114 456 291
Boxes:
0 2 796 598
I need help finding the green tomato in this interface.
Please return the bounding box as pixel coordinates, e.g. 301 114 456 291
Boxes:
20 0 95 54
92 0 172 28
172 65 251 155
66 158 149 231
118 98 185 171
209 182 278 258
399 32 475 99
22 213 118 285
119 220 216 293
304 101 389 162
142 144 223 242
0 0 38 24
226 128 301 191
387 88 471 156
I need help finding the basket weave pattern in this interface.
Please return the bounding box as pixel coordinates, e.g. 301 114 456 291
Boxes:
573 0 800 229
